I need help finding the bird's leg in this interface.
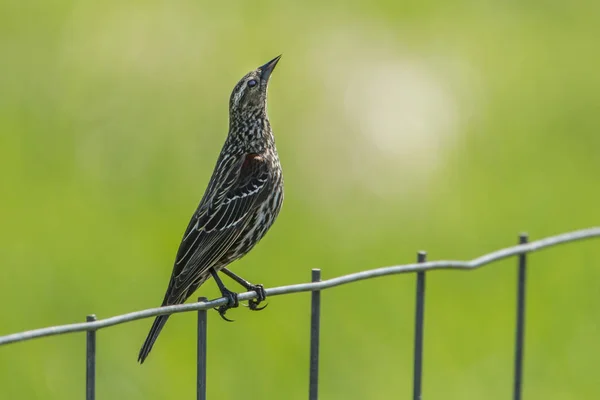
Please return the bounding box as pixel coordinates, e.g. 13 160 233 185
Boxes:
210 268 239 322
221 268 267 311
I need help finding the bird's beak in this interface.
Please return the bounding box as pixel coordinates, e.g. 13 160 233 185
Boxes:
260 55 282 82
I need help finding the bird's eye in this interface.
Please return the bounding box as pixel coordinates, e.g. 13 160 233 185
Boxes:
247 79 257 87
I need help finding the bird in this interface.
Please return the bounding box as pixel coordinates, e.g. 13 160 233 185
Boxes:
138 55 284 364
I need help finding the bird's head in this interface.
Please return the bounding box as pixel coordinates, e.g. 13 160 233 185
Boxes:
229 55 281 118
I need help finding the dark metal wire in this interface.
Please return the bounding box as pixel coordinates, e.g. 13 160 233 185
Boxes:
197 297 208 400
413 252 426 400
0 227 598 346
86 314 96 400
513 234 528 400
309 269 321 400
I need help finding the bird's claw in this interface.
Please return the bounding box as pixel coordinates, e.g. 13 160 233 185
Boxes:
249 300 268 311
215 288 239 322
246 284 267 311
217 309 235 322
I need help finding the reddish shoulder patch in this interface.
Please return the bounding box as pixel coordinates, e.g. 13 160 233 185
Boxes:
242 153 263 169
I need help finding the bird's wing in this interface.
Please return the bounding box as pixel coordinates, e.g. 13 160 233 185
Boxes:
163 152 271 304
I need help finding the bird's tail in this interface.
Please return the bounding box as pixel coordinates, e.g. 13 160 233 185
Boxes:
138 314 170 364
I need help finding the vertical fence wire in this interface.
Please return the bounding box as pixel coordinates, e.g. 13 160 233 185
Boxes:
309 269 322 400
513 234 528 400
413 252 427 400
86 314 97 400
197 297 208 400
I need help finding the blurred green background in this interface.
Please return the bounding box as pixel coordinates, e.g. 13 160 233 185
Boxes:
1 0 599 399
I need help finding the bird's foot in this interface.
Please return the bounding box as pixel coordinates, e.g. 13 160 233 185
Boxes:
216 288 239 322
245 284 268 311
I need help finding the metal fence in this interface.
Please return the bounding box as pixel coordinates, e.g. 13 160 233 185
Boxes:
1 227 600 400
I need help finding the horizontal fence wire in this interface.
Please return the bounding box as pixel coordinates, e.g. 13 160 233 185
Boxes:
0 227 599 347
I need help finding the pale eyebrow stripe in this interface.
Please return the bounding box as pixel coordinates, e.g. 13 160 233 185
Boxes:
233 82 246 107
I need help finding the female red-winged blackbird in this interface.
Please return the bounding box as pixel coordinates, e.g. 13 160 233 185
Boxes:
138 56 284 363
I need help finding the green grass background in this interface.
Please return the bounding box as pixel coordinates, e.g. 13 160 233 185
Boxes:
1 1 599 399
